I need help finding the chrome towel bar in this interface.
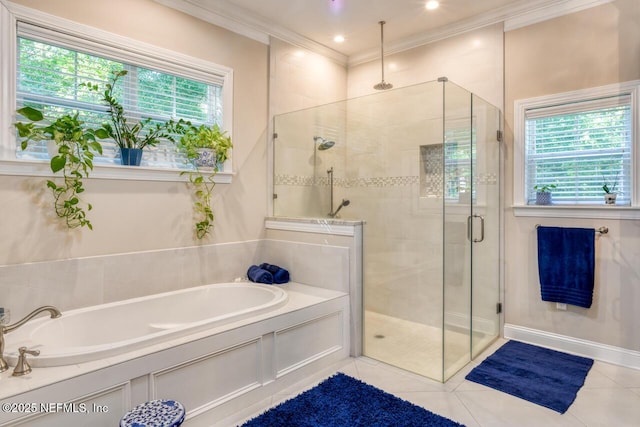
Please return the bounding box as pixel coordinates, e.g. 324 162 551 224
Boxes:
535 224 608 235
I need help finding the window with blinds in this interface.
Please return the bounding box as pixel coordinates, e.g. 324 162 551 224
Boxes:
524 95 633 205
15 33 224 170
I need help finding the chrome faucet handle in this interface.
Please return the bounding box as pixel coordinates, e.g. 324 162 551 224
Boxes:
0 307 59 374
12 346 40 377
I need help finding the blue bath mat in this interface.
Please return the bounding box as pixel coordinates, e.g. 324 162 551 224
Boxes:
465 340 593 413
241 372 465 426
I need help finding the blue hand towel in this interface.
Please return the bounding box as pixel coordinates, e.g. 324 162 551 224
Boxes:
247 265 273 284
537 226 595 308
259 263 290 284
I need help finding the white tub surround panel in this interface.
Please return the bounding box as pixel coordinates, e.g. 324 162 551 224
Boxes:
0 240 262 321
0 283 350 427
264 218 364 357
0 237 353 322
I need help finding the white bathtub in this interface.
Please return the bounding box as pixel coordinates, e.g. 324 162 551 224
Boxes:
4 282 288 367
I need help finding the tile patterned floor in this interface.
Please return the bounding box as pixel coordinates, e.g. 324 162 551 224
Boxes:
232 339 640 427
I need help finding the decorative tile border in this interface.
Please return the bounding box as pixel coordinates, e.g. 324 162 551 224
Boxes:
274 174 316 186
275 174 420 188
274 174 496 189
354 176 419 187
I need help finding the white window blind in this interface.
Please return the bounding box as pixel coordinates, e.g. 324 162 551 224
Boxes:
15 25 224 170
524 95 632 205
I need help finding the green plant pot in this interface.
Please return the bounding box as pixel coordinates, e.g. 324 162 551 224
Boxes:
120 148 143 166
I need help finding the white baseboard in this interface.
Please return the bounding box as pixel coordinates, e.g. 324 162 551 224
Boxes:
504 324 640 370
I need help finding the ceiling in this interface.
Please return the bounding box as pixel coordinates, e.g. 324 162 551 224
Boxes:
157 0 580 63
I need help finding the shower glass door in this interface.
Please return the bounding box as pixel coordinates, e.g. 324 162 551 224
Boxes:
442 81 473 381
442 84 501 381
470 95 501 358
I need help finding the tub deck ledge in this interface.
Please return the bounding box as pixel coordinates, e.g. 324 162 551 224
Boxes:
0 282 347 401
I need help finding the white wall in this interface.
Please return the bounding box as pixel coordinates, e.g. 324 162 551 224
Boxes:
0 0 271 324
6 0 637 359
504 0 640 351
268 37 348 218
269 37 347 116
0 0 269 267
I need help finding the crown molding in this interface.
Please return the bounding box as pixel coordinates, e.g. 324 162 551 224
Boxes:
154 0 348 66
504 0 615 31
348 0 612 66
155 0 613 68
153 0 269 44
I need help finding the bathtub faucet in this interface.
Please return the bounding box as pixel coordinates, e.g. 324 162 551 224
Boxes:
0 306 61 372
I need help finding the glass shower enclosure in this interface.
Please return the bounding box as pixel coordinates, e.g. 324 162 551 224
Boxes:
273 79 501 382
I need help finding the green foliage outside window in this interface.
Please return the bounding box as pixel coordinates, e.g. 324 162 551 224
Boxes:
526 104 630 204
17 37 223 166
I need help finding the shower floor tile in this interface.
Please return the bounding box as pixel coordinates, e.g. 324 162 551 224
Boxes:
364 310 495 381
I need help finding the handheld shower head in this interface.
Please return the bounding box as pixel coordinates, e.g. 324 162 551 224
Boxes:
314 136 335 150
329 199 350 218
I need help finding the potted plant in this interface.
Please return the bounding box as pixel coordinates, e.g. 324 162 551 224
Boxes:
85 70 177 166
178 123 232 239
534 184 556 205
14 106 103 229
177 123 232 169
602 174 618 205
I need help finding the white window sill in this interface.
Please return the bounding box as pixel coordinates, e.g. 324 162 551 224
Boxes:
0 159 233 183
512 204 640 220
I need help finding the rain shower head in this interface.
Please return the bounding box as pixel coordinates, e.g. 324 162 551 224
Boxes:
373 21 393 91
373 81 393 91
314 136 335 150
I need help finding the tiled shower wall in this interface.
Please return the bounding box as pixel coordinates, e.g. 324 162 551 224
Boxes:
273 83 450 328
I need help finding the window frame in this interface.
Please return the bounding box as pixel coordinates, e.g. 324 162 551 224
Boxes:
0 1 234 183
513 80 640 219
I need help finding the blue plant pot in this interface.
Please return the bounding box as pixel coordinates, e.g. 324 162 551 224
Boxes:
120 148 143 166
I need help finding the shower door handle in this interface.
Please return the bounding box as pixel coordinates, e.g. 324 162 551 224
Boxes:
473 214 485 243
467 214 485 243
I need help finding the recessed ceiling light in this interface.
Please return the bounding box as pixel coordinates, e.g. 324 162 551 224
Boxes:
426 1 439 10
334 35 345 43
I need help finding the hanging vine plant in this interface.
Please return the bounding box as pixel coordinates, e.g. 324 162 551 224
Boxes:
177 123 232 239
14 106 103 229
